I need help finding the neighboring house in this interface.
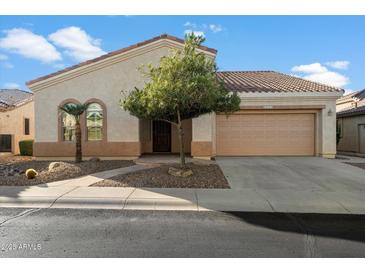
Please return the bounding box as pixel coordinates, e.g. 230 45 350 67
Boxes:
336 89 365 154
0 89 34 154
26 34 343 160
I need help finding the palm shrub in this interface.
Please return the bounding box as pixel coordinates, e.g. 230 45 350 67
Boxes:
59 103 88 162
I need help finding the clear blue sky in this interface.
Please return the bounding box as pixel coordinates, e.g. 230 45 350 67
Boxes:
0 16 364 93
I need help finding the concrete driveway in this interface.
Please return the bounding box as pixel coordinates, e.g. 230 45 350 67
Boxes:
216 156 365 213
216 156 365 192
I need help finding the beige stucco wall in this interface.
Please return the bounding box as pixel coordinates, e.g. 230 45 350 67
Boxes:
336 101 355 112
337 115 365 153
192 113 215 142
192 92 342 158
33 46 173 144
28 39 215 158
0 101 34 154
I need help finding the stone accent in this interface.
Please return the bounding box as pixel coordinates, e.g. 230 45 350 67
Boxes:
48 162 62 171
168 167 193 177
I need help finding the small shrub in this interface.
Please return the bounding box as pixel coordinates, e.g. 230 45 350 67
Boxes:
19 140 33 156
25 169 38 179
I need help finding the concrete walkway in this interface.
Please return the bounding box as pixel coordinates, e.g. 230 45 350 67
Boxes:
40 164 155 187
1 157 365 214
1 184 365 213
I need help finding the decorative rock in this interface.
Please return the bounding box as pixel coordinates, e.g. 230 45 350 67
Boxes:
48 162 62 171
25 169 38 179
168 167 193 177
89 157 101 162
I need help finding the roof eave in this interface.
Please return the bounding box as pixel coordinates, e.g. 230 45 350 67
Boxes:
26 34 217 89
337 111 365 118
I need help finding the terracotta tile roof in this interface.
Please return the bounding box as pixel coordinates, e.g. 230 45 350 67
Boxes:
356 89 365 100
337 89 365 103
217 71 344 93
26 34 217 86
337 105 365 118
0 89 33 110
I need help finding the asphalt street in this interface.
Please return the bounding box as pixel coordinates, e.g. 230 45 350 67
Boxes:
1 208 365 257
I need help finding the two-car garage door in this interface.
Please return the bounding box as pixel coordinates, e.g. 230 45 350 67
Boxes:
216 112 315 156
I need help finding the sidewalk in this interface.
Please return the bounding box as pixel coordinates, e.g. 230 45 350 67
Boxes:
2 184 365 213
1 184 364 213
1 163 365 214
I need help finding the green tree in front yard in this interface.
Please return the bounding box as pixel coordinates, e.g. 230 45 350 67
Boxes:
59 103 88 162
121 33 240 169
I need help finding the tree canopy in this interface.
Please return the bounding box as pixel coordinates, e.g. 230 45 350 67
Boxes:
121 34 240 125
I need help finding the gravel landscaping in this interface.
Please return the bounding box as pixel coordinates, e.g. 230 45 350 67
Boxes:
0 156 135 186
92 163 230 188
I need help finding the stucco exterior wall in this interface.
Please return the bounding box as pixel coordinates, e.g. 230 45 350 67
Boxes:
337 115 365 153
30 45 174 158
0 101 34 154
34 46 171 143
191 113 215 158
191 92 341 158
29 39 215 159
336 101 355 112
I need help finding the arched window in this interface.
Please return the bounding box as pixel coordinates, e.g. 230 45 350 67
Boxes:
61 103 77 141
86 103 103 141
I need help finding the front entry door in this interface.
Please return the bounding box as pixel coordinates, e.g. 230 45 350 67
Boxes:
153 121 171 152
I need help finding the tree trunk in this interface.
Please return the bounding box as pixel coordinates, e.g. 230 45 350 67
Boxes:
75 119 82 163
177 122 185 169
176 110 185 169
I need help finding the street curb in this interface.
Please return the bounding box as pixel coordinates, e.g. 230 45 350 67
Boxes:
0 197 202 211
1 197 364 214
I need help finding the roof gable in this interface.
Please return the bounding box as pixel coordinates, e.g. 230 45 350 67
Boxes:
26 34 217 88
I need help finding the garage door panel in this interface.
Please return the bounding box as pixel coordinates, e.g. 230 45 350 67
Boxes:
216 113 315 156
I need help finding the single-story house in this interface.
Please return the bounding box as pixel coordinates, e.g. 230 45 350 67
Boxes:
0 89 34 154
336 89 365 154
26 34 343 160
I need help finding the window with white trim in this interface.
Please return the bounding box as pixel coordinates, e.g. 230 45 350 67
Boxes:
86 103 103 141
61 103 76 141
